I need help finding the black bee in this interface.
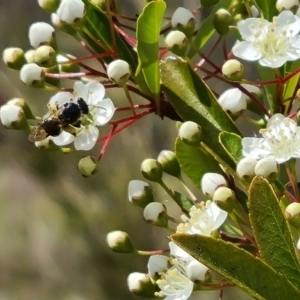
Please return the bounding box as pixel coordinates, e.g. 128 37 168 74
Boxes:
28 97 89 142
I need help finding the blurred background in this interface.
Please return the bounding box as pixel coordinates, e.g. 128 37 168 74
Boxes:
0 1 254 299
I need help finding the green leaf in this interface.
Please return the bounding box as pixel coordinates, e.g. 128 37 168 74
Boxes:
173 191 194 214
249 176 300 291
219 132 242 163
161 57 240 168
255 0 278 21
175 138 222 189
136 0 166 99
187 0 238 58
81 1 137 69
171 234 300 300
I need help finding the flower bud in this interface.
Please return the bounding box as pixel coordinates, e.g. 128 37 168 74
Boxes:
20 63 45 87
143 202 168 227
77 156 98 177
213 9 233 35
148 255 169 278
201 0 220 7
254 157 279 181
157 150 181 178
106 59 131 85
56 0 86 25
128 180 154 208
178 121 202 146
276 0 299 13
51 13 78 35
7 98 35 119
38 0 60 12
28 22 56 49
141 159 163 182
285 203 300 229
213 187 235 212
201 173 227 198
0 105 29 130
56 54 80 73
165 30 188 57
222 59 244 81
34 45 56 67
236 157 257 181
218 88 247 115
171 7 195 38
250 5 259 17
2 47 26 70
127 272 157 298
24 49 36 63
106 230 135 253
186 260 209 282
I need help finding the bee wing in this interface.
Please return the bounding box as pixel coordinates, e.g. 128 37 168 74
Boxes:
28 125 49 142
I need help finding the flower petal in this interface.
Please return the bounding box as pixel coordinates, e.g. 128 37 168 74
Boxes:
73 81 89 100
232 41 262 61
85 82 106 105
52 131 75 146
93 97 115 125
74 126 99 151
49 91 73 106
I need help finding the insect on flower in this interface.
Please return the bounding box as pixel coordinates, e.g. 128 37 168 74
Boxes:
28 97 90 142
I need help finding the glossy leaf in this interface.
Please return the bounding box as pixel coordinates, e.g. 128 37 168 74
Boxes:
175 138 222 189
255 0 278 21
171 234 300 300
136 0 166 99
219 132 242 163
249 176 300 290
161 57 240 168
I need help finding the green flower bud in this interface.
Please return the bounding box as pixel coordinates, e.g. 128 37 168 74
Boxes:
106 231 135 253
222 59 244 81
213 187 236 213
24 49 36 63
178 121 202 146
213 9 233 36
157 150 181 178
285 203 300 229
77 156 98 177
38 0 60 12
171 7 195 38
141 159 163 182
7 98 35 120
34 45 56 67
165 30 188 57
128 180 154 208
143 202 168 227
127 272 157 298
2 47 26 70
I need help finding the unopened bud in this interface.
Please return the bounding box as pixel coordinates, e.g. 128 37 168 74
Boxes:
20 63 45 87
186 260 209 282
213 187 235 212
3 47 26 70
141 159 163 182
29 22 56 49
0 105 29 130
127 272 157 298
165 30 188 57
157 150 181 178
38 0 60 12
254 157 279 181
285 203 300 229
276 0 299 13
178 121 202 146
128 180 154 208
106 230 135 253
213 9 233 35
236 157 257 181
56 54 80 73
34 45 56 67
218 88 247 115
7 98 35 119
171 7 195 37
222 59 244 81
107 59 131 85
56 0 86 25
143 202 168 227
77 156 98 177
24 49 36 63
201 173 227 199
51 13 78 35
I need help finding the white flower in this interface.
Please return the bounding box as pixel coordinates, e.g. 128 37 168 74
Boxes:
232 10 300 68
50 81 114 151
56 0 85 24
242 114 300 163
177 201 228 236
